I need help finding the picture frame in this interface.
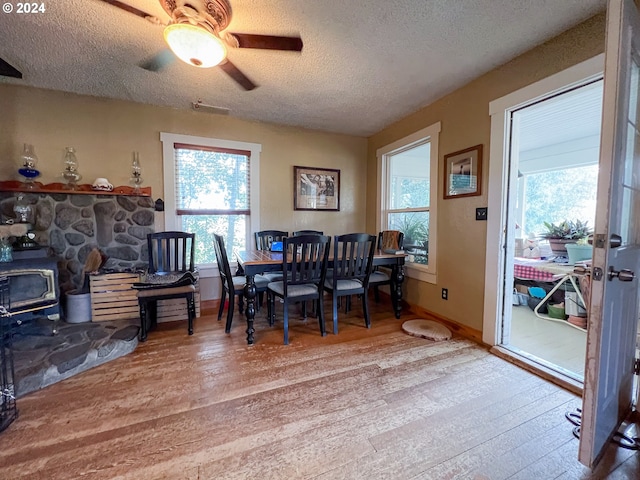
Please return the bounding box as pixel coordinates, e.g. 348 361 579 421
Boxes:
443 144 483 199
294 166 340 211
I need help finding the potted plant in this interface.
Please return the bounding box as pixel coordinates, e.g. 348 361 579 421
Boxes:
540 219 593 256
394 213 429 247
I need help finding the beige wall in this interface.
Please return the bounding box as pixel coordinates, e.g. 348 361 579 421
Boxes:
0 86 367 236
0 86 367 300
366 13 607 333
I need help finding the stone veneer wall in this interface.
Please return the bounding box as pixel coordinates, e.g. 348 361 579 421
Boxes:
0 192 155 294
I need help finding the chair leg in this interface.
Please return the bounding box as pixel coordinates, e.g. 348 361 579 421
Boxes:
217 289 227 321
268 292 276 326
187 293 195 335
238 294 245 314
301 301 308 320
283 299 290 345
317 296 326 336
362 290 371 329
332 292 339 335
139 301 148 342
149 301 158 331
225 294 236 333
374 285 381 303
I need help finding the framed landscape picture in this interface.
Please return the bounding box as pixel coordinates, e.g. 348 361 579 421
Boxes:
294 166 340 211
444 144 483 199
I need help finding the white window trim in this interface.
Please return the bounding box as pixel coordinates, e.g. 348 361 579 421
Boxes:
160 132 262 278
376 122 441 284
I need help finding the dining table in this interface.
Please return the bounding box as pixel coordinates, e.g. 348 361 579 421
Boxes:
234 248 407 344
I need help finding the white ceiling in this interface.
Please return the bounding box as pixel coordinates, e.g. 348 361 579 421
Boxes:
517 79 604 174
0 0 606 137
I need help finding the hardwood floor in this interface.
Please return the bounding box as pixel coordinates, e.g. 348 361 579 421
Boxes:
1 298 638 479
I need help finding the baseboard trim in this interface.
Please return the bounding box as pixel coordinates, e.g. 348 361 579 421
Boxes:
406 303 483 344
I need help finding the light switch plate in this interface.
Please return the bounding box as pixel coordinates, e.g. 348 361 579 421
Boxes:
476 207 488 221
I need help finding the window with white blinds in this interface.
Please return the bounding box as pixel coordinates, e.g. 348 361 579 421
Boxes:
161 133 261 273
173 143 251 216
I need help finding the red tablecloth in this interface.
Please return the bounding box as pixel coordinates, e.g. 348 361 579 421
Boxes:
513 258 572 282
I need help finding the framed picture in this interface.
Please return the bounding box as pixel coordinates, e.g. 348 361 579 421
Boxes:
294 166 340 211
443 144 483 199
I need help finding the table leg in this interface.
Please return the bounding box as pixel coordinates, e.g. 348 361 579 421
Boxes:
392 265 405 319
243 274 257 345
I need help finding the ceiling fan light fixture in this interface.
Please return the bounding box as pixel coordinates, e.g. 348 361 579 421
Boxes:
163 23 227 68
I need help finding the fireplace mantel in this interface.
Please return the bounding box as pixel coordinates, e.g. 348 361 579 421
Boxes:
0 181 151 197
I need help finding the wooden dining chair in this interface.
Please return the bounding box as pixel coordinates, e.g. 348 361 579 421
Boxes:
135 231 197 342
213 234 270 334
267 234 331 345
293 230 324 236
369 230 405 302
323 233 376 335
253 230 288 282
254 230 288 250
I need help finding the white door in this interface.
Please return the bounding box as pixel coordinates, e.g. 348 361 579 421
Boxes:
579 0 640 467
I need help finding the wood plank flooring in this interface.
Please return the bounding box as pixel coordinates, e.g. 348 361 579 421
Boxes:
1 298 637 479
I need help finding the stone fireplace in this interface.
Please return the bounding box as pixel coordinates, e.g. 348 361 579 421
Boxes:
0 189 155 294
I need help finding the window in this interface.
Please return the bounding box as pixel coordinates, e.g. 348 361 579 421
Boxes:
377 122 440 283
161 133 261 276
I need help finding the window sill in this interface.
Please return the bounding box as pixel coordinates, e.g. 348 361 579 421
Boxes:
405 264 436 284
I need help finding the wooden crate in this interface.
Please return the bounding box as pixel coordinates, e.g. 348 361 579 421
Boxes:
90 272 140 322
157 284 201 323
90 273 201 323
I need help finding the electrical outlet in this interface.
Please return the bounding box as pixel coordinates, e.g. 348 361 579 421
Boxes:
442 288 448 300
476 207 488 221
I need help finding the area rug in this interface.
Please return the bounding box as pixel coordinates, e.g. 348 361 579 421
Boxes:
10 318 139 397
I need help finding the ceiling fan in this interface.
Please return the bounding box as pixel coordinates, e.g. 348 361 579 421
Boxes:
99 0 303 90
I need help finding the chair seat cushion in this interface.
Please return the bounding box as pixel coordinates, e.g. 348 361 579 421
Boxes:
324 278 363 291
231 275 270 291
268 282 319 297
133 270 198 290
369 271 391 283
136 284 195 298
260 272 284 282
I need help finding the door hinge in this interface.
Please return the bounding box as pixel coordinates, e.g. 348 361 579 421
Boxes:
635 357 640 376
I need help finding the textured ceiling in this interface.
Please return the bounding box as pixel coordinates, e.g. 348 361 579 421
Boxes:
0 0 606 137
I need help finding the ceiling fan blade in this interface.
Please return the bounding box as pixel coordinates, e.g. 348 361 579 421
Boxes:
0 57 22 79
219 60 257 91
139 49 175 72
227 33 303 52
97 0 163 24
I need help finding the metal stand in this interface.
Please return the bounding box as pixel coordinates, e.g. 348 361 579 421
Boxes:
0 275 18 433
533 273 588 332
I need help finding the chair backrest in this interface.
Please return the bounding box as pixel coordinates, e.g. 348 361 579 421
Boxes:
213 234 235 291
331 233 376 286
255 230 288 250
282 235 331 294
147 231 195 274
293 230 324 236
378 230 405 251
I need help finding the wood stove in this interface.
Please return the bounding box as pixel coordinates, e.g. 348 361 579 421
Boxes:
0 248 60 329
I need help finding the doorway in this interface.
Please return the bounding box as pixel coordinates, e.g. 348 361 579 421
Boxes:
505 80 602 381
482 54 604 389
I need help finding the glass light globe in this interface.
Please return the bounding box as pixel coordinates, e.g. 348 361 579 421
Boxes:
164 24 227 68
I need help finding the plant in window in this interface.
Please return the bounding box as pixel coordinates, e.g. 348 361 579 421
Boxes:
394 213 429 246
541 219 592 240
541 219 593 256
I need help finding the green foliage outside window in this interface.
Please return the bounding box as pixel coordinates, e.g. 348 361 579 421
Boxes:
176 148 250 265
